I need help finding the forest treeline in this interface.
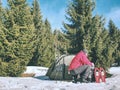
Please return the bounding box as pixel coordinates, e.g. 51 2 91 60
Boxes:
0 0 120 76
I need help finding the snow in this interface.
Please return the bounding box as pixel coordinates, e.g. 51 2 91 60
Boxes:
24 66 48 77
0 66 120 90
109 67 120 75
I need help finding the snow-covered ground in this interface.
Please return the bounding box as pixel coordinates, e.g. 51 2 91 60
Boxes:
0 66 120 90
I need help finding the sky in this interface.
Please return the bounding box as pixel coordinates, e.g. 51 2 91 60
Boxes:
1 0 120 30
94 0 120 28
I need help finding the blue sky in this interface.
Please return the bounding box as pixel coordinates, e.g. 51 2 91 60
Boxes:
2 0 120 30
95 0 120 28
39 0 67 30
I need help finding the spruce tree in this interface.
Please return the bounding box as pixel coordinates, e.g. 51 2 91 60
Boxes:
28 0 44 66
29 0 55 67
63 0 95 54
1 0 35 76
115 30 120 66
53 30 61 58
0 1 8 76
92 20 119 69
107 20 120 66
53 29 69 56
89 15 107 68
42 19 55 67
94 29 109 69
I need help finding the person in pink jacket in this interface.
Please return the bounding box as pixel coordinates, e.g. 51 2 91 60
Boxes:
68 49 94 83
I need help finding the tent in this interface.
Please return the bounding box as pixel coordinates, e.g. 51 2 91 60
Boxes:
46 54 75 80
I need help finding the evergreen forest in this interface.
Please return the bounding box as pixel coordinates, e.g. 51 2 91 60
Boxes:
0 0 120 76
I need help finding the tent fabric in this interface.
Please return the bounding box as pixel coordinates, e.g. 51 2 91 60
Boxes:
46 55 75 80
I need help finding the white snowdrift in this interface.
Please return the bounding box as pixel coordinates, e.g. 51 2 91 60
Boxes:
24 66 48 77
0 66 120 90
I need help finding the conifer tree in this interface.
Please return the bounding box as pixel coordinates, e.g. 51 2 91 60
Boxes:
53 30 61 58
28 0 44 66
115 30 120 65
0 1 8 76
89 15 107 67
107 20 120 66
92 20 119 69
63 0 95 54
94 29 109 69
41 19 55 67
1 0 35 76
53 29 69 57
32 18 55 67
29 0 55 67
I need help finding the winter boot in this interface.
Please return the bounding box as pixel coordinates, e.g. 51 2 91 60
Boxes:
82 78 89 83
88 78 92 82
72 75 77 83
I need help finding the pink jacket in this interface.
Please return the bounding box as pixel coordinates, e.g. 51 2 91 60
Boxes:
68 51 92 71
